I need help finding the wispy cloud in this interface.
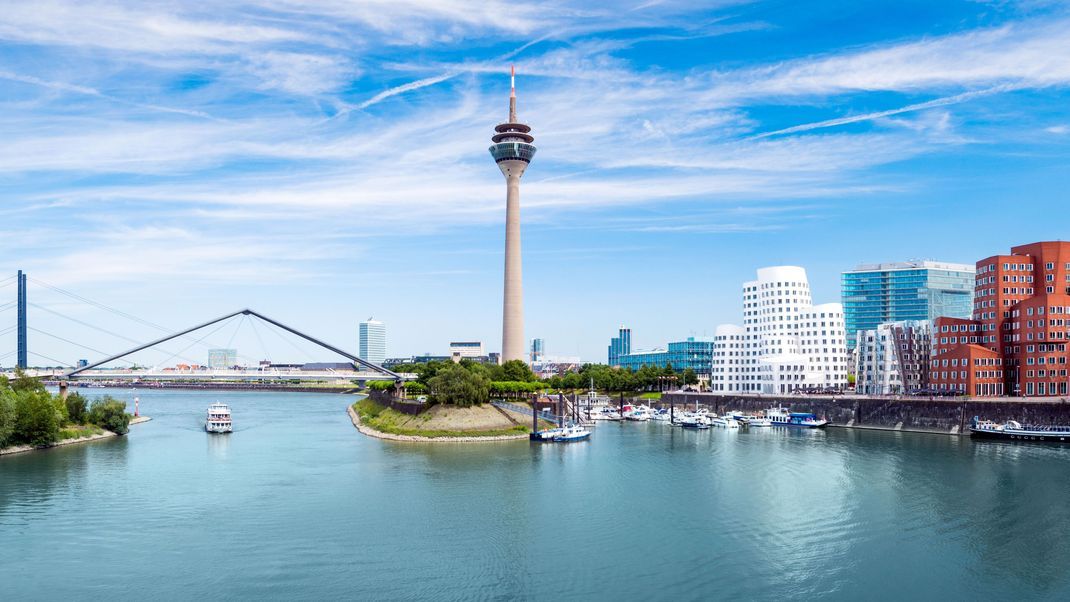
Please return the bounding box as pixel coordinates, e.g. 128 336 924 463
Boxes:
745 86 1013 139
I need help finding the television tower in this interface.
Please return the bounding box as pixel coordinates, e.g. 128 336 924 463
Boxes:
489 66 536 363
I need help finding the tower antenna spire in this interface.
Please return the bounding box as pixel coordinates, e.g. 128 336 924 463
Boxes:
509 65 517 123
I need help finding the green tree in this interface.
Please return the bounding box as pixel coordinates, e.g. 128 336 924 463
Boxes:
0 387 16 447
500 359 537 382
682 368 699 386
427 363 490 407
89 396 130 435
14 390 59 447
65 392 88 424
10 368 46 394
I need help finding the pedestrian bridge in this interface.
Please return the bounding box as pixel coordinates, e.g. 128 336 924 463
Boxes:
55 308 409 383
55 368 412 382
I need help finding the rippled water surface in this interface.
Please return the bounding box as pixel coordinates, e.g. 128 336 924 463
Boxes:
3 389 1070 600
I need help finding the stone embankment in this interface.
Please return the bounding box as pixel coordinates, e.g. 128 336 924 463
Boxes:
0 415 152 457
346 405 528 443
661 393 1070 435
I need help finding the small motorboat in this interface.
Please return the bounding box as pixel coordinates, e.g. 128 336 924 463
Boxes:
731 412 772 427
677 414 710 429
553 424 592 442
711 415 740 429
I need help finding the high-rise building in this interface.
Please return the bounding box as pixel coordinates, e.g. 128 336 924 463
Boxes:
712 266 848 394
931 241 1070 397
359 318 386 365
854 320 933 395
530 338 544 363
490 66 536 363
616 337 716 379
842 260 974 350
208 348 237 370
608 327 631 366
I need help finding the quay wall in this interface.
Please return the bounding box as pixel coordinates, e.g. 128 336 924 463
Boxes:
660 393 1070 435
367 390 427 415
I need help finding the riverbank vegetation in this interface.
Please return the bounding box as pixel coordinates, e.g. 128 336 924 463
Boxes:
353 398 528 438
0 371 131 450
374 359 701 407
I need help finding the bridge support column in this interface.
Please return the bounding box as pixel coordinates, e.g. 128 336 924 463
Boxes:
58 381 68 400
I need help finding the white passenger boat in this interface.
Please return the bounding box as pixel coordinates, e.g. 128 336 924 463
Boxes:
205 402 233 433
651 408 672 421
970 418 1070 442
766 407 828 428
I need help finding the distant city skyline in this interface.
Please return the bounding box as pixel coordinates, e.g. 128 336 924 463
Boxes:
3 1 1070 364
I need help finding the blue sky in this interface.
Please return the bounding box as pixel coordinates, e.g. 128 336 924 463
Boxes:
2 0 1070 367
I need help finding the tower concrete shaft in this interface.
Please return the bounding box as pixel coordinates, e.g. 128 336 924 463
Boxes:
489 66 536 363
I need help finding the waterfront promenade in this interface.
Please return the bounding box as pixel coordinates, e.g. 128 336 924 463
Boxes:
661 392 1070 435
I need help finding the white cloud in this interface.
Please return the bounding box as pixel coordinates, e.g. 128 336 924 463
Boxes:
246 51 356 95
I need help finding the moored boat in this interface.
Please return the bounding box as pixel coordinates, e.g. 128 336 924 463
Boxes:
711 415 740 429
970 418 1070 442
205 402 233 433
767 407 827 428
553 424 592 442
729 412 772 427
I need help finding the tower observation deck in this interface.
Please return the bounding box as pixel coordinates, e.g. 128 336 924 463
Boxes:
489 66 535 363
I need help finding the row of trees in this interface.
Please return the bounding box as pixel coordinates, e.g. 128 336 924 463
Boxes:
0 371 131 449
544 363 698 393
372 360 700 408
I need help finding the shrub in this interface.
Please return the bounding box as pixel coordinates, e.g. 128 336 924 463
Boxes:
0 388 15 447
65 392 88 424
89 397 130 435
14 390 59 447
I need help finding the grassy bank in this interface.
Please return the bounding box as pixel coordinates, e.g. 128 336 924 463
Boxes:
353 399 529 438
57 424 106 440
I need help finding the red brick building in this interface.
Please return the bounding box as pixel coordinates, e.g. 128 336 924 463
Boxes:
932 241 1070 397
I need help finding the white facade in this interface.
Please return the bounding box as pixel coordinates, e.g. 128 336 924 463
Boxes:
711 266 848 394
358 318 386 365
449 341 484 359
854 320 933 395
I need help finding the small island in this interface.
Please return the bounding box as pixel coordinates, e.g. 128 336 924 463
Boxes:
1 370 135 456
350 359 551 442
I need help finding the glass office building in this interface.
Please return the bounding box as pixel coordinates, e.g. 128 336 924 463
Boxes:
616 337 715 378
841 261 974 349
608 327 631 366
359 318 387 365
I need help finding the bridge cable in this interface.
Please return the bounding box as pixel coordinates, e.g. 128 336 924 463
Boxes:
250 314 320 362
28 277 174 334
26 281 257 365
28 302 147 346
28 327 136 364
247 316 271 363
28 350 74 368
150 315 240 370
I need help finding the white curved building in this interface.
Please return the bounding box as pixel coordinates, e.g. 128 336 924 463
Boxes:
711 266 848 394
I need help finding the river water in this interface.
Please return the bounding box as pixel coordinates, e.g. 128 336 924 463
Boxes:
2 388 1070 600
